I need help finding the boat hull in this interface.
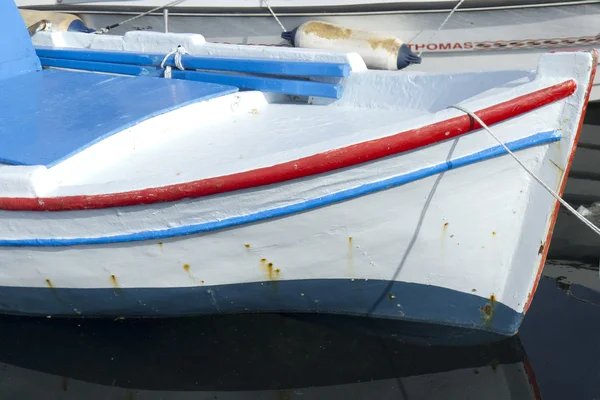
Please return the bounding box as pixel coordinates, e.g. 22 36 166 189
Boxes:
2 0 596 341
0 135 576 340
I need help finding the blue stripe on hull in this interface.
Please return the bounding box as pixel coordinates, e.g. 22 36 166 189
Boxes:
0 129 561 247
0 279 522 340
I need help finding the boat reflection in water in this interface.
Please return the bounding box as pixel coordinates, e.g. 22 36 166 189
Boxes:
0 313 539 399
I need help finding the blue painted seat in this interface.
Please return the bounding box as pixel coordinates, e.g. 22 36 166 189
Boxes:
0 1 238 167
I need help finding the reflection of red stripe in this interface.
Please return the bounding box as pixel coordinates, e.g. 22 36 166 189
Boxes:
524 49 599 313
0 79 576 212
523 357 544 400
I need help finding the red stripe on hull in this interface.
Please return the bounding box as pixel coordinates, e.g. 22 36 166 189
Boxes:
524 49 599 312
0 79 576 211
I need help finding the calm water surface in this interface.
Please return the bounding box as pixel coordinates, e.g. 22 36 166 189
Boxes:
0 262 597 399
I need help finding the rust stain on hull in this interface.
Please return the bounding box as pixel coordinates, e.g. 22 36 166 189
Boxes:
347 236 354 277
480 294 497 326
441 222 450 251
260 258 280 281
183 263 197 282
109 274 121 297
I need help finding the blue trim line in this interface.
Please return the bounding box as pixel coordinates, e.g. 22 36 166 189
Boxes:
0 278 523 341
35 46 351 77
1 130 561 247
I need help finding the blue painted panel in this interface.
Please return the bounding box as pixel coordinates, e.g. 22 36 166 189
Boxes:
40 57 162 77
35 46 351 77
0 130 560 247
173 70 343 99
0 69 238 166
0 278 523 342
0 1 41 80
39 57 343 99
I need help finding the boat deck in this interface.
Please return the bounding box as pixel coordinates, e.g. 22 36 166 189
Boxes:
0 69 237 167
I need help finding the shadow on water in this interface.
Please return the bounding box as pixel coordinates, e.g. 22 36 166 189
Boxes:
0 313 534 398
0 269 595 399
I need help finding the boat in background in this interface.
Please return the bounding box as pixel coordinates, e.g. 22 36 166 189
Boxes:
15 0 600 98
0 0 596 344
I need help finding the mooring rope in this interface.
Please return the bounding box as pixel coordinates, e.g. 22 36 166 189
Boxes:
263 0 287 32
95 0 186 34
160 45 188 78
416 0 466 57
448 104 600 238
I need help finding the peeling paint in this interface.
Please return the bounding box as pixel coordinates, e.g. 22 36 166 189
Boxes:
480 294 496 325
538 241 545 255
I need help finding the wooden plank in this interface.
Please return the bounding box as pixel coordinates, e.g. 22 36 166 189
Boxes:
35 46 351 78
171 70 343 99
39 57 344 99
40 57 162 77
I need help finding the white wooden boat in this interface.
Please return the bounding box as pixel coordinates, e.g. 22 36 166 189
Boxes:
15 0 600 99
0 0 597 343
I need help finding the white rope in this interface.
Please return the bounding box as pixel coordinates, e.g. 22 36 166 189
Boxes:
417 0 466 57
448 104 600 238
160 45 188 79
262 0 287 32
95 0 186 34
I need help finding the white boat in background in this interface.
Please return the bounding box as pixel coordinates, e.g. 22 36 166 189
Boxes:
15 0 600 98
0 0 597 343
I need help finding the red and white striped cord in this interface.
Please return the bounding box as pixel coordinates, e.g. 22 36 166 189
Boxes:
474 34 600 51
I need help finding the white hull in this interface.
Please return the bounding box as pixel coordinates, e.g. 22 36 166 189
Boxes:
18 1 600 98
1 0 596 342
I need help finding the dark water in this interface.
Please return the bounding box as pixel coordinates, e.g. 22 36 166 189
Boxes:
0 264 598 399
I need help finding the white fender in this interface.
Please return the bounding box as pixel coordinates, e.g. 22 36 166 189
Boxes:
282 21 421 71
